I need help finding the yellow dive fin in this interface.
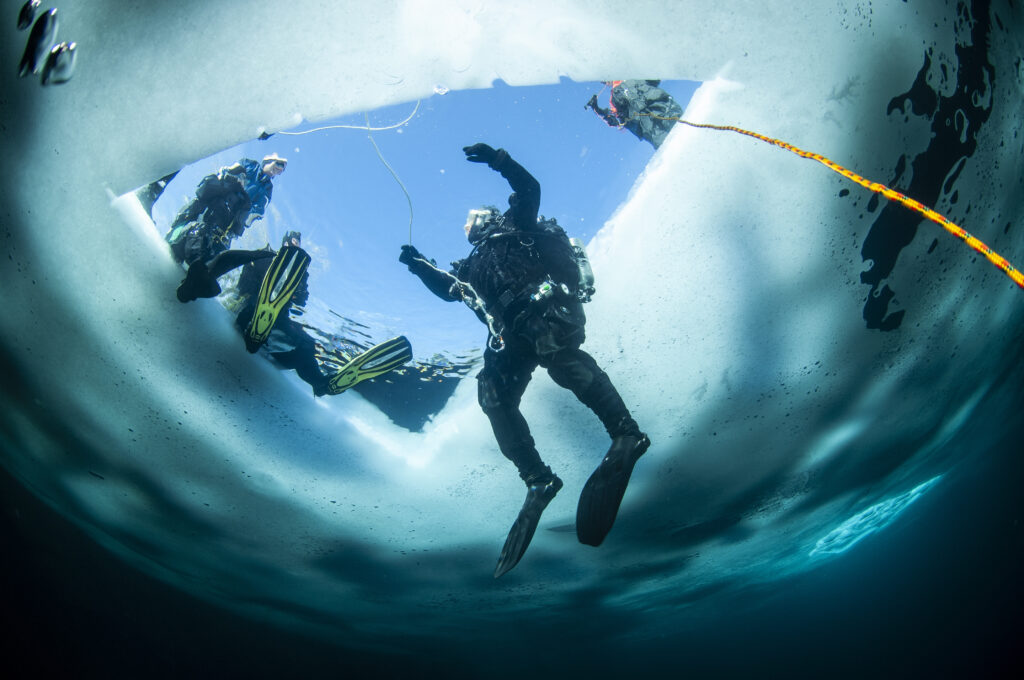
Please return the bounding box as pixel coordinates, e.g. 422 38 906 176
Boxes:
244 245 311 353
327 336 413 395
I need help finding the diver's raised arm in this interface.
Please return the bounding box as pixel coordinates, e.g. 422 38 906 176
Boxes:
463 143 540 229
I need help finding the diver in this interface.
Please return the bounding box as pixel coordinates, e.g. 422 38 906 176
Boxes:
177 231 413 397
399 143 649 577
175 230 324 392
164 166 254 265
164 154 287 265
586 80 682 149
229 230 334 395
221 153 287 228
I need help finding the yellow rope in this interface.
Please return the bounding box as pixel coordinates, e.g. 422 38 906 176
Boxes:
645 114 1024 290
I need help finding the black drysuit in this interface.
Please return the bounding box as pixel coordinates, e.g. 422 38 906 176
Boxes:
165 172 252 265
404 150 640 484
234 249 326 391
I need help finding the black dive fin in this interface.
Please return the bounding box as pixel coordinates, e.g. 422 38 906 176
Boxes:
576 433 650 547
494 476 563 578
326 336 413 395
244 245 310 353
176 261 220 302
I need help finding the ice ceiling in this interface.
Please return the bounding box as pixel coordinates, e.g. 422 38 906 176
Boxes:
2 0 1022 663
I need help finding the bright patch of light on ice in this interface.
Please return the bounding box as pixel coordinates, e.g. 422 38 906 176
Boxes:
809 476 943 556
345 415 433 469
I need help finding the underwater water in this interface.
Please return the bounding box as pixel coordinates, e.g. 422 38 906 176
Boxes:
2 1 1022 677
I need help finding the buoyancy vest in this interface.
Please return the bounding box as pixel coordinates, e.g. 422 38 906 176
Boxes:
455 217 579 321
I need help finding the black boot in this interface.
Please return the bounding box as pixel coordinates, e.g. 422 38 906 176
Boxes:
176 260 221 302
576 432 650 547
312 378 330 397
494 473 563 578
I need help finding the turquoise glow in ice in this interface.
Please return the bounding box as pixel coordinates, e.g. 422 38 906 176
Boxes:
810 476 944 556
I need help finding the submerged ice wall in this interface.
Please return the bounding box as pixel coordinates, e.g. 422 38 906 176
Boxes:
2 0 1022 655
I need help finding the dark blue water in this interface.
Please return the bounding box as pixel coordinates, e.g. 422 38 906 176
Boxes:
3 387 1021 678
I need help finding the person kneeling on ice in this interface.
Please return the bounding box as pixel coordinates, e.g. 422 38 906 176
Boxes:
585 80 682 149
176 230 412 397
399 143 649 578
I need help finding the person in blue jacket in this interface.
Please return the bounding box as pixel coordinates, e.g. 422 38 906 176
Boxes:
222 153 288 227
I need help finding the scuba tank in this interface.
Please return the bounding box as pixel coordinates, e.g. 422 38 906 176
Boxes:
569 237 596 302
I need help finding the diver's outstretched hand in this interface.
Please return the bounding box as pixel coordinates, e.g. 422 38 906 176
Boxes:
585 94 598 110
463 143 497 164
399 243 422 266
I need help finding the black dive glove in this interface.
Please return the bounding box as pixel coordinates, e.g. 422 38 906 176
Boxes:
399 244 422 266
463 143 498 164
585 94 598 110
